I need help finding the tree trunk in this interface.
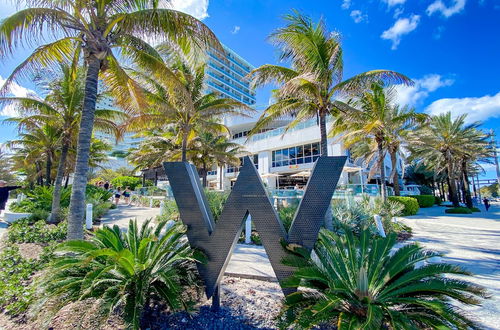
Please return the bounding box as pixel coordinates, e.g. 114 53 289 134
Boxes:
202 164 208 188
64 174 70 188
48 141 69 223
446 160 460 207
319 111 328 156
45 152 52 186
36 162 42 186
461 160 473 208
378 141 387 200
219 165 223 190
181 129 189 162
67 57 101 240
389 151 400 196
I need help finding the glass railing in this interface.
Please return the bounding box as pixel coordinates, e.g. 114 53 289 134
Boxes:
239 118 319 143
206 66 255 99
268 184 382 200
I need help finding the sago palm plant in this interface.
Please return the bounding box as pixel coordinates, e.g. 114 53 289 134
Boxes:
37 219 201 329
279 228 488 329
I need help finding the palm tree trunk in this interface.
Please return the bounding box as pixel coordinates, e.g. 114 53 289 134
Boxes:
378 141 387 200
389 151 400 196
181 129 188 162
319 111 328 156
461 160 473 208
64 174 70 188
219 164 223 190
45 152 52 186
48 141 69 224
67 57 101 240
446 159 459 207
202 164 208 188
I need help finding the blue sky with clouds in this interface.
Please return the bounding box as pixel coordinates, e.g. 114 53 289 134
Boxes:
1 0 499 178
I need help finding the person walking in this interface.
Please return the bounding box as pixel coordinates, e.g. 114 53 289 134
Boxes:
0 180 21 215
103 181 110 190
483 197 490 211
114 187 122 205
123 186 131 206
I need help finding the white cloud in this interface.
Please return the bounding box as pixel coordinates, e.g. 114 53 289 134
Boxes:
231 26 240 34
395 74 454 106
381 15 420 50
393 7 404 18
425 92 500 123
0 76 36 117
350 10 368 23
170 0 209 20
426 0 466 18
383 0 407 7
341 0 352 10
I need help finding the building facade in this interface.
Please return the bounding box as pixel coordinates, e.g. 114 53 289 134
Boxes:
207 117 402 197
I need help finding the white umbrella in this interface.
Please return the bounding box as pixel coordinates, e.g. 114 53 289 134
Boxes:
290 171 311 177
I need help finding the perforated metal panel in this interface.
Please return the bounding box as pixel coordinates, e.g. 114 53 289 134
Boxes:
163 156 346 298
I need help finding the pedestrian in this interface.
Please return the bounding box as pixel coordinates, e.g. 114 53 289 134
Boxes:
123 186 131 206
483 197 490 211
0 180 21 215
103 181 110 190
114 187 122 205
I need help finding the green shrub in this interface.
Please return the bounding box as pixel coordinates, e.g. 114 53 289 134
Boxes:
388 196 419 216
413 195 435 208
445 207 473 214
205 190 229 222
435 196 442 205
39 220 200 330
110 176 142 190
0 246 41 315
278 228 487 329
157 199 180 221
470 207 480 212
9 186 71 213
8 219 67 244
279 205 297 232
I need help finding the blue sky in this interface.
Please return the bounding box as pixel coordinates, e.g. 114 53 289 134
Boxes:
1 0 499 178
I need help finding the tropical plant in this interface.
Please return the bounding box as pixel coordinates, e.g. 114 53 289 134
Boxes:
38 219 200 329
0 145 17 183
111 175 142 190
279 228 488 329
332 84 425 199
124 44 252 162
413 195 435 208
408 112 488 207
2 64 122 222
388 196 420 216
0 0 220 240
248 11 411 156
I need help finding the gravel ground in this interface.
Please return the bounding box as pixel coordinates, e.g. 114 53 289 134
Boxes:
155 277 285 329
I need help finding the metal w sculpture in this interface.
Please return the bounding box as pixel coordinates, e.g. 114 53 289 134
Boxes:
163 155 346 304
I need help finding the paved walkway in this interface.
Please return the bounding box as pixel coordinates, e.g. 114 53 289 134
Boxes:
99 204 161 229
401 203 500 330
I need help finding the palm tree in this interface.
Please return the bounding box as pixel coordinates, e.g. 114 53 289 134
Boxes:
125 45 253 162
279 228 488 329
6 124 60 186
0 0 220 240
408 113 484 207
332 84 424 199
189 131 243 187
247 11 412 156
2 64 122 222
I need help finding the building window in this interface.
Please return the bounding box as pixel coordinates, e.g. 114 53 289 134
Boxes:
272 143 320 167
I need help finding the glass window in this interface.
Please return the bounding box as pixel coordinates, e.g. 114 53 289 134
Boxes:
289 147 296 160
304 156 312 163
312 143 320 155
304 144 312 157
297 145 303 158
272 151 275 162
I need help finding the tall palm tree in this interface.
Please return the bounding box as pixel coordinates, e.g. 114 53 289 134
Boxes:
125 45 253 162
0 0 220 239
332 84 424 199
2 64 123 222
189 131 243 187
247 11 412 156
408 113 484 207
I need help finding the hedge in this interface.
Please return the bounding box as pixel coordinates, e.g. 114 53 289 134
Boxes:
445 207 473 214
388 196 420 216
413 195 435 208
434 196 442 205
110 176 142 190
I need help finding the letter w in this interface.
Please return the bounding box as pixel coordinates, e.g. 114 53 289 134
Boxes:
163 156 346 297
